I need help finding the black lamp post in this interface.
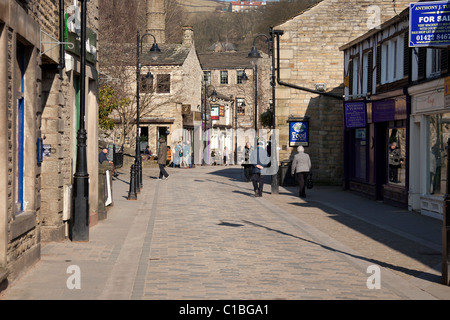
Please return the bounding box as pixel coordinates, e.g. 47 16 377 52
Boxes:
247 30 283 195
70 0 89 241
128 30 160 200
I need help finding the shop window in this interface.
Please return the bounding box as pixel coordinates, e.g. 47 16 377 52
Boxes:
388 126 406 186
429 114 450 196
351 128 367 180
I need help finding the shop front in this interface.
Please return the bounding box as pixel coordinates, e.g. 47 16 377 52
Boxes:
344 90 409 207
409 78 448 219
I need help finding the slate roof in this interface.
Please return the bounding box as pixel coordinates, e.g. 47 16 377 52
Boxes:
140 43 192 66
198 51 255 70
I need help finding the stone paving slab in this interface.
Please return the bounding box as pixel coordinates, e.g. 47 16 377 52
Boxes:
1 165 450 301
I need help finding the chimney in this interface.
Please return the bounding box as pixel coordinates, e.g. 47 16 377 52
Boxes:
147 0 166 44
182 26 194 48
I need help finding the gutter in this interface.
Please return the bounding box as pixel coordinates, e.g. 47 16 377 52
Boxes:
274 31 344 100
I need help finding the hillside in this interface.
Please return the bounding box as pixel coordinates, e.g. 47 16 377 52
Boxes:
176 0 225 13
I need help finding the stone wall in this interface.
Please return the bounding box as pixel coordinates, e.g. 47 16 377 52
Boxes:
0 0 99 285
275 0 412 185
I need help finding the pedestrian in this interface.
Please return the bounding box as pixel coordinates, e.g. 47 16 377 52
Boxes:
250 141 270 197
388 141 402 183
291 146 311 198
174 141 182 168
167 145 172 166
182 141 191 168
157 138 169 180
243 142 252 182
99 147 118 178
223 146 228 165
144 146 151 160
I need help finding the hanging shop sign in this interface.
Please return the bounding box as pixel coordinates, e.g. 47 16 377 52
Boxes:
344 101 367 129
211 104 219 120
410 1 450 47
289 121 309 147
65 5 98 64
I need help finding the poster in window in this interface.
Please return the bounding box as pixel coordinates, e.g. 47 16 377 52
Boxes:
289 121 309 147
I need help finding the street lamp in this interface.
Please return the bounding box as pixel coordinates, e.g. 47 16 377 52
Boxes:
128 30 160 200
247 30 282 195
70 0 89 241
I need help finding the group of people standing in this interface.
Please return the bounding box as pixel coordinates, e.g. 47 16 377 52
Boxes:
173 141 192 169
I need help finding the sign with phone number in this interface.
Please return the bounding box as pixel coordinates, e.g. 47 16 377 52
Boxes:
410 1 450 47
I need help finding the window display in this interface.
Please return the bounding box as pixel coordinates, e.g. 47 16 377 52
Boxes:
429 113 450 196
388 127 406 186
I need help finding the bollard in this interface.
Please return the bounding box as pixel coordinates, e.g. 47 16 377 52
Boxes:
128 164 137 200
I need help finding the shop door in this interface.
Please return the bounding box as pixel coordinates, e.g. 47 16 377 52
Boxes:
374 122 388 200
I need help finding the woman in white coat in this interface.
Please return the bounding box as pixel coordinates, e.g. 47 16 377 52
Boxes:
291 146 311 198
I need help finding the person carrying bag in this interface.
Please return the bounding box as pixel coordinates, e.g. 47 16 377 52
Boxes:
291 146 311 198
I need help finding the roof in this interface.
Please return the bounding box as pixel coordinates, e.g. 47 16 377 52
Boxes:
141 43 192 66
198 51 256 70
339 7 409 51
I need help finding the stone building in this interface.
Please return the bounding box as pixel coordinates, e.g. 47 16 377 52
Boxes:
0 0 99 287
198 50 272 164
273 0 412 185
109 26 203 165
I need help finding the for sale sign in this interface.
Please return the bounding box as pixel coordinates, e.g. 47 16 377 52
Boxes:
410 1 450 47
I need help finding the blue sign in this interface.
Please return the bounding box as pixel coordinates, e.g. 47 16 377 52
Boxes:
289 121 309 147
344 101 366 128
410 1 450 47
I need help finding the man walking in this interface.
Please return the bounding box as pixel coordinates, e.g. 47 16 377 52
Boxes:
250 141 270 197
157 138 169 180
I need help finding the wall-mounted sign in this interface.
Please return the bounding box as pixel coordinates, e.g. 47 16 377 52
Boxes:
211 104 219 120
410 1 450 47
372 99 396 122
344 101 366 128
64 5 98 64
219 105 225 117
289 121 309 147
43 144 52 157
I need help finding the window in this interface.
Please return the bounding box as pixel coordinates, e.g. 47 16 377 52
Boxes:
237 70 246 84
140 74 153 93
381 35 404 84
427 48 441 78
156 74 170 93
220 71 228 85
350 128 367 180
362 51 373 95
388 125 406 187
237 98 246 115
428 113 450 196
352 56 360 96
204 71 211 85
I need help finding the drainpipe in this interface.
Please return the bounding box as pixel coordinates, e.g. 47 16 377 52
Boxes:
58 0 65 77
274 31 344 100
